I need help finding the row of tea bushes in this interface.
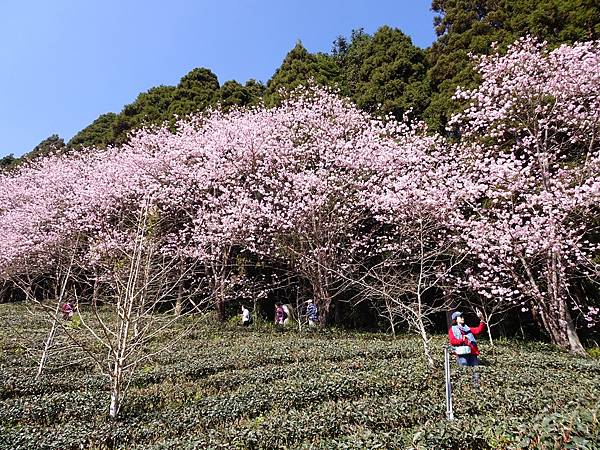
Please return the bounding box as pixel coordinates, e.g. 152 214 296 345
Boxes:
1 305 599 449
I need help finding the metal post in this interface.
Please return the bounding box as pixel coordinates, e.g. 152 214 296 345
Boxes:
444 346 454 420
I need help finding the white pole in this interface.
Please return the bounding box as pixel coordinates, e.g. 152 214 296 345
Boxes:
444 346 454 420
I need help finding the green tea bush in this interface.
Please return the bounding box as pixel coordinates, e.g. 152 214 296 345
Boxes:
1 304 599 449
587 347 600 359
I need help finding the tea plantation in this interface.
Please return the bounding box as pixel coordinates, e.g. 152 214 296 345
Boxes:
1 304 599 449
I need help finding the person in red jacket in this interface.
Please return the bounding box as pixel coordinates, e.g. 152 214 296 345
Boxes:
448 310 485 384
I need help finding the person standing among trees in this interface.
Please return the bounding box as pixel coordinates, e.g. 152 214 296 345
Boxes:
306 299 318 328
275 302 286 330
241 305 252 326
61 301 74 320
448 310 485 385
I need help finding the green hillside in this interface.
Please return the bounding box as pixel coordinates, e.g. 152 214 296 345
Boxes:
1 304 598 449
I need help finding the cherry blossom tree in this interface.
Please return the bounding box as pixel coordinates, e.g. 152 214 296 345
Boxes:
159 86 409 324
348 124 469 367
450 37 600 353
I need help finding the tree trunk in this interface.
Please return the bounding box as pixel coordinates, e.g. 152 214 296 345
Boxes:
545 250 585 354
334 299 344 324
208 267 226 322
520 252 585 354
175 277 184 316
561 308 584 354
311 258 334 325
209 256 228 322
416 318 434 368
482 310 494 346
216 289 226 322
109 360 122 419
110 317 129 418
386 300 396 339
486 323 494 346
538 300 585 354
175 258 185 316
313 283 330 325
36 313 58 380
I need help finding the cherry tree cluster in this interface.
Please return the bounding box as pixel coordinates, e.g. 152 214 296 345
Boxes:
0 37 598 357
449 37 600 353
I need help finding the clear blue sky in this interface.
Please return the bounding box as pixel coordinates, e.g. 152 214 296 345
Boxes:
0 1 436 158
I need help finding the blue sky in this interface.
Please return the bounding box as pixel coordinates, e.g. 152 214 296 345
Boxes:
0 1 436 158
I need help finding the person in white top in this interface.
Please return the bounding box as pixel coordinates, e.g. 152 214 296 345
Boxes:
241 305 252 326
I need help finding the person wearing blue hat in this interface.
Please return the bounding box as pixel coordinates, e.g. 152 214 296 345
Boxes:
448 309 486 384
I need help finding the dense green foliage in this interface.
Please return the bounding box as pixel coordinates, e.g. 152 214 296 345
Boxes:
220 79 265 110
0 154 17 171
425 0 600 130
333 26 430 121
1 304 598 449
68 113 119 149
67 70 265 150
1 135 66 171
27 134 66 160
264 42 341 106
